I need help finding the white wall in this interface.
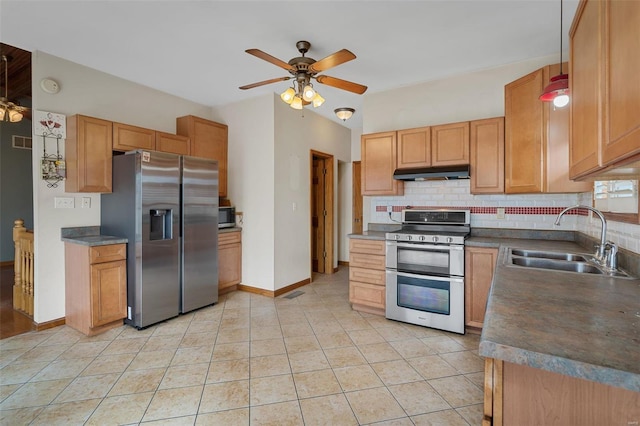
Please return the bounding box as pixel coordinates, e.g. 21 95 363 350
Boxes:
31 51 213 323
214 95 276 291
357 53 640 254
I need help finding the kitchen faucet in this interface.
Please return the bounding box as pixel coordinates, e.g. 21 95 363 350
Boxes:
554 205 607 262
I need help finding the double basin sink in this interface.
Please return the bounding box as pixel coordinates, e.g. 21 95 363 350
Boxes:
507 248 632 278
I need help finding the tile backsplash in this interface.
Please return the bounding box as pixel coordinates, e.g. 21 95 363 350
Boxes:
369 180 640 254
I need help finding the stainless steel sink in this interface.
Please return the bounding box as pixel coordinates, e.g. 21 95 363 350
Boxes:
507 248 632 278
510 249 591 262
511 257 602 274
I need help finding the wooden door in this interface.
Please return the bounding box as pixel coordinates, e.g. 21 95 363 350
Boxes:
569 0 602 178
601 0 640 167
311 157 325 273
361 132 403 195
397 126 431 169
465 247 498 330
470 117 505 194
352 161 363 234
505 68 545 193
431 121 470 166
90 260 127 327
112 122 155 152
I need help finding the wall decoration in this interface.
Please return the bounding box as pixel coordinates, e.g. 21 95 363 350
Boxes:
35 110 66 188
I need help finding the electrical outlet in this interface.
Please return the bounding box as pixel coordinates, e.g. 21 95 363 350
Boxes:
387 205 393 213
497 207 506 219
81 197 91 208
54 197 75 209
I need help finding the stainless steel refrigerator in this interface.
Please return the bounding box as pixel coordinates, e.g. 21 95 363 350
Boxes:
101 150 218 329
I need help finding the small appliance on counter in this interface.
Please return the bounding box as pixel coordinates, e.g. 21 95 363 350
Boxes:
219 206 236 228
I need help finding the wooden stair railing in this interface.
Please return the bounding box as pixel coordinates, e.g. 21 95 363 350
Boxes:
13 219 34 317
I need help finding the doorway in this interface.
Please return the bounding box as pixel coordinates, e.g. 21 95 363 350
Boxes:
310 150 334 275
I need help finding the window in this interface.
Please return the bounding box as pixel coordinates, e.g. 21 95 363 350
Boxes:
594 180 639 223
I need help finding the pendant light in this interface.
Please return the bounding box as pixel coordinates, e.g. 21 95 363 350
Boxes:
540 0 569 108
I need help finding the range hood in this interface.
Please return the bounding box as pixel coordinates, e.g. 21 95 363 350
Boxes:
393 164 470 181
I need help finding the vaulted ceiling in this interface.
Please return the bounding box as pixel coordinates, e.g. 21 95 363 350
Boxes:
0 1 579 129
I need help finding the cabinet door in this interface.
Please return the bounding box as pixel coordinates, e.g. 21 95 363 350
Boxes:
65 115 113 193
397 126 431 169
569 0 602 178
219 242 241 290
112 122 155 152
470 117 504 194
361 131 403 196
601 0 640 166
177 116 228 198
431 121 470 166
464 247 497 330
505 68 545 193
349 281 385 310
156 131 190 155
90 260 127 327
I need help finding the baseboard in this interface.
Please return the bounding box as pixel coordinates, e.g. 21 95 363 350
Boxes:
218 285 238 296
237 277 312 298
34 317 65 331
338 260 349 266
0 260 14 268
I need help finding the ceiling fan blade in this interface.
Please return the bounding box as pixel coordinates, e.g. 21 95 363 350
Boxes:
239 76 291 90
315 75 368 95
309 49 356 73
245 49 295 72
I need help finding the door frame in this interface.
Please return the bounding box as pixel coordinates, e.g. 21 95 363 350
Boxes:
309 150 334 278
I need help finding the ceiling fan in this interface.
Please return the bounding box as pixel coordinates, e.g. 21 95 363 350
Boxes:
239 40 367 109
1 54 29 123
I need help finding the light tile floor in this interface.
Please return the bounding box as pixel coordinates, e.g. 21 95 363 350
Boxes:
0 267 484 425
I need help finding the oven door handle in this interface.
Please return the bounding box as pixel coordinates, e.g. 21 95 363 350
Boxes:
394 270 464 284
394 242 463 252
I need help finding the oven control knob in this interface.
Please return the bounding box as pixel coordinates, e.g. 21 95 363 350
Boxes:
419 236 426 241
395 235 401 240
407 235 412 241
447 237 453 243
432 236 439 242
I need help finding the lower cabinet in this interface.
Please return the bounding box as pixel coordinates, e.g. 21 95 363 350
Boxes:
64 243 127 336
465 246 498 331
484 358 640 425
349 238 386 315
219 231 241 294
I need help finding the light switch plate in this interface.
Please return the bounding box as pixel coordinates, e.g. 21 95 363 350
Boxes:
54 197 74 209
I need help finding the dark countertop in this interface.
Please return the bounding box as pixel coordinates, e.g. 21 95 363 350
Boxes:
479 239 640 392
219 226 241 233
61 226 128 246
348 230 387 240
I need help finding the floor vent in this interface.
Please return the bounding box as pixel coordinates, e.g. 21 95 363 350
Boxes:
282 290 304 299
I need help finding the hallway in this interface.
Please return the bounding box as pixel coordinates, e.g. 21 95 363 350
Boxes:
0 265 34 339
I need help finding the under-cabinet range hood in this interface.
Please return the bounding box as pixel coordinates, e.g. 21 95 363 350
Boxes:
393 164 470 181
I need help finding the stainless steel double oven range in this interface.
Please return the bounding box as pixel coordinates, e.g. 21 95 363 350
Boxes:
385 209 470 334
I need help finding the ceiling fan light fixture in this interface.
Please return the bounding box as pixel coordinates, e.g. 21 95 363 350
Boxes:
302 84 316 102
0 54 25 123
7 107 23 122
290 96 303 110
334 107 355 121
280 87 296 104
312 92 325 108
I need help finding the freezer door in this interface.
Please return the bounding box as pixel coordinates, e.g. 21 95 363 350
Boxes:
140 151 181 327
181 156 219 312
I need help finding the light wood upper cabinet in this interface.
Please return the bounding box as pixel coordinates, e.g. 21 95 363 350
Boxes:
397 126 431 169
156 131 190 155
470 117 504 194
112 122 155 152
177 115 228 198
65 115 113 193
570 0 640 179
431 121 470 166
361 131 404 196
505 64 591 193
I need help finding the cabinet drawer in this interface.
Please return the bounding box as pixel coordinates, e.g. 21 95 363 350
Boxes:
349 252 385 270
349 239 385 255
349 281 386 309
219 231 241 245
349 266 386 286
90 244 126 264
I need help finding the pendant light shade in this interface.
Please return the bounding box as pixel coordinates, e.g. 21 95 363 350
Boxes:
540 0 569 108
